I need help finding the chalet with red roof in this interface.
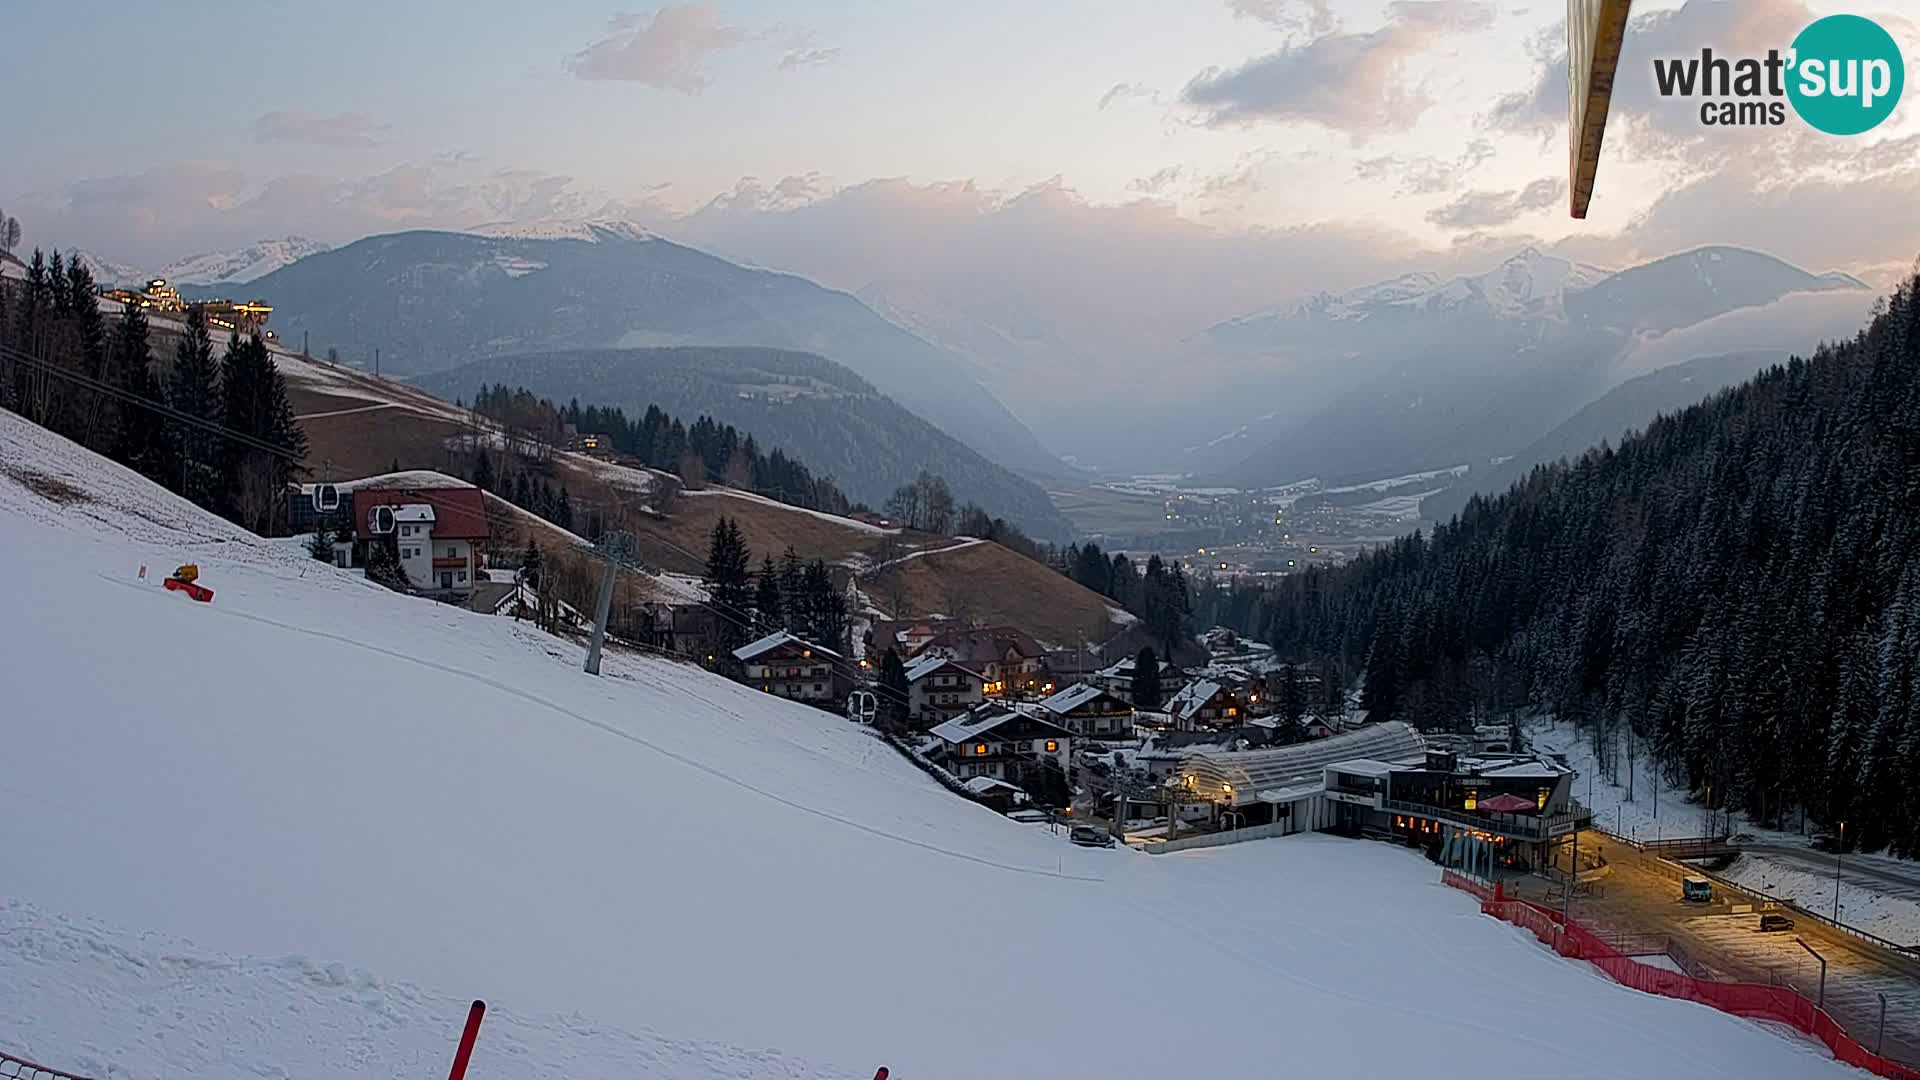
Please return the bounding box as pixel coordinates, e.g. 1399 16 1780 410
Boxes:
351 486 489 594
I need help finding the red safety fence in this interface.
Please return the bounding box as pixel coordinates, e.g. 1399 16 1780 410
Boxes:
1 1050 94 1080
1448 874 1920 1080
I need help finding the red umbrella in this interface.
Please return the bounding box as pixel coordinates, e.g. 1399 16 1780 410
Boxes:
1480 793 1537 813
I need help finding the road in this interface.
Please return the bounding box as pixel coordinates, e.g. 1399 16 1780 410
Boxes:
1739 841 1920 905
1503 832 1920 1067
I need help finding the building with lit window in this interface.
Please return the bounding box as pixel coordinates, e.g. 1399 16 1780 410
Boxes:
733 631 850 705
926 705 1073 782
1165 679 1240 730
1034 682 1134 740
903 654 986 726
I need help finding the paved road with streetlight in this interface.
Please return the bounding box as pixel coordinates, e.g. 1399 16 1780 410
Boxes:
1503 831 1920 1066
1737 842 1920 908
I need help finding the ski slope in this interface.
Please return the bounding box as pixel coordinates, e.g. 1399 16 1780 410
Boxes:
0 409 1864 1079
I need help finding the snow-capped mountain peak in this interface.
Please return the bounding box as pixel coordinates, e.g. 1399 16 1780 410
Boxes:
73 237 331 287
466 219 661 243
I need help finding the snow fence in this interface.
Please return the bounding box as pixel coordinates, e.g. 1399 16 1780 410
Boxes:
1443 871 1920 1080
1 1049 93 1080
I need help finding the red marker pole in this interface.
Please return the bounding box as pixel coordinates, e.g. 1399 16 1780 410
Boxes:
447 999 486 1080
874 1069 890 1080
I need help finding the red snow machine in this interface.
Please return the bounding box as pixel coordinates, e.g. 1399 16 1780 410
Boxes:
164 563 214 602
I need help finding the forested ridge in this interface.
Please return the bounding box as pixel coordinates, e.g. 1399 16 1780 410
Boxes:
1261 274 1920 853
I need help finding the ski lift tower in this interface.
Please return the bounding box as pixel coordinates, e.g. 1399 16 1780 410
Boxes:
583 530 638 676
1568 0 1633 218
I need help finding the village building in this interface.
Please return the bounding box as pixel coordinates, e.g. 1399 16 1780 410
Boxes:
1034 683 1135 740
917 625 1050 696
1093 655 1175 704
926 705 1074 784
1164 679 1241 730
350 487 489 595
733 630 851 706
904 655 987 726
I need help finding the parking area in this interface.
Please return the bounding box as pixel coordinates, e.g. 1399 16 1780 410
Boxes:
1503 831 1920 1067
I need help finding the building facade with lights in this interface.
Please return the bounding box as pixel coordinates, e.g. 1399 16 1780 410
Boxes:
734 631 851 705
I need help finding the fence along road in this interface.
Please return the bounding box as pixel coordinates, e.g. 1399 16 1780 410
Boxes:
1503 830 1920 1068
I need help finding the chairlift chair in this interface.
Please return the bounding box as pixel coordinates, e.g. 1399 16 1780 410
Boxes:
368 504 396 535
312 482 341 513
847 689 879 724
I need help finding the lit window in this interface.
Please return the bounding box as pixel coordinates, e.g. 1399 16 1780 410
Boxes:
1045 740 1058 752
1464 791 1478 811
1537 789 1550 809
975 743 989 756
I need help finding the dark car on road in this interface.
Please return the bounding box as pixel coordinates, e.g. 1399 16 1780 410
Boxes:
1759 912 1795 932
1069 825 1116 848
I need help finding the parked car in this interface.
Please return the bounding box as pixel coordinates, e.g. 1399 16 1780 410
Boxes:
1759 912 1795 933
1069 825 1115 848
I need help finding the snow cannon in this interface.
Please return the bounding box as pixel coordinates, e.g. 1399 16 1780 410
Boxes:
164 563 214 602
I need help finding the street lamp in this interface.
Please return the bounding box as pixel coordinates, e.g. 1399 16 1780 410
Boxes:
1834 820 1847 923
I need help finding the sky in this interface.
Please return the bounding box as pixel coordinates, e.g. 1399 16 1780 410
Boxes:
6 0 1918 375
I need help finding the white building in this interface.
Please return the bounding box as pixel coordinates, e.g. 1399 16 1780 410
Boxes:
904 655 985 725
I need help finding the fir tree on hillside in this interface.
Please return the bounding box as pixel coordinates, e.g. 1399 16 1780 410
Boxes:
1132 647 1163 711
169 305 222 510
754 553 783 632
218 332 308 534
878 647 911 734
703 516 753 663
108 300 174 483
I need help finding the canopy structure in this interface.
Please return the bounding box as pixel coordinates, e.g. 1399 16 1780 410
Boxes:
1480 792 1539 813
1568 0 1634 218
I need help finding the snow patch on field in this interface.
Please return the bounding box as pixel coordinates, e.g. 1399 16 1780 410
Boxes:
1719 857 1920 945
0 898 841 1080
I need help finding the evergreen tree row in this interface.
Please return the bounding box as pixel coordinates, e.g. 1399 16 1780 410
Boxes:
0 248 307 533
468 383 852 515
702 516 851 663
1257 275 1920 853
1060 541 1195 655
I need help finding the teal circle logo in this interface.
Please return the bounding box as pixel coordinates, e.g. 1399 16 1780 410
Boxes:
1787 15 1904 135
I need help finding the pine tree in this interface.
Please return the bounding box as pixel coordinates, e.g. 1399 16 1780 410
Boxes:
754 553 783 631
218 333 307 533
309 523 336 562
1278 665 1304 724
168 305 221 507
556 486 575 533
108 299 173 481
472 448 495 492
703 517 754 663
779 545 805 633
878 647 912 733
1132 646 1163 710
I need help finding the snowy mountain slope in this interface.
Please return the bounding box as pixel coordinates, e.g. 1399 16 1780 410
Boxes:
0 409 1861 1079
161 236 330 285
1195 246 1870 487
69 237 330 287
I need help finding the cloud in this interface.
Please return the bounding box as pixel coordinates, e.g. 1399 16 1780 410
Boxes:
567 4 751 92
1354 138 1493 195
1098 82 1165 110
21 158 605 264
1181 1 1495 131
1227 0 1338 36
1426 178 1565 229
776 28 840 70
1129 166 1185 194
250 110 389 148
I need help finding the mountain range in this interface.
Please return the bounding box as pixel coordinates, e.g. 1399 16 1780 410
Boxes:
416 346 1075 539
1184 246 1871 490
72 237 329 288
231 224 1068 488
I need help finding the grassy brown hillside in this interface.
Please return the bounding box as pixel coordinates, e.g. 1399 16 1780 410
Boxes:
268 347 1119 645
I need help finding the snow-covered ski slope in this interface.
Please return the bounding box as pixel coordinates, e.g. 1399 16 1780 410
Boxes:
0 409 1861 1078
